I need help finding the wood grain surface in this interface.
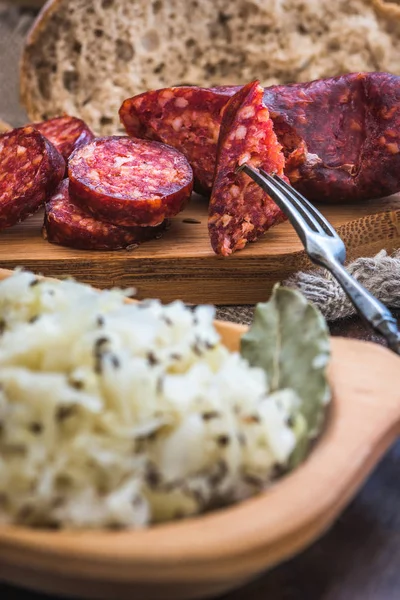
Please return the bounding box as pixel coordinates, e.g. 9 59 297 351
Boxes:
1 193 400 305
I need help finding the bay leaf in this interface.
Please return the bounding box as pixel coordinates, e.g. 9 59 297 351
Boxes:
240 285 330 466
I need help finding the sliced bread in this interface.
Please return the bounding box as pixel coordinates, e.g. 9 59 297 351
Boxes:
20 0 400 136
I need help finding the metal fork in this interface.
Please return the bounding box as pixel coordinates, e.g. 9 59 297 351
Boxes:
241 163 400 355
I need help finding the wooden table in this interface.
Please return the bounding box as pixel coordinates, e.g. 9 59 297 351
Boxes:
1 313 399 600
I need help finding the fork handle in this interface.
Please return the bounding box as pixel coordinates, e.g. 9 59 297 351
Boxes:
323 258 400 354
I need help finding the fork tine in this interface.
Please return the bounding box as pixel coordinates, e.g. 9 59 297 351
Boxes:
273 174 338 238
258 169 324 235
240 164 312 246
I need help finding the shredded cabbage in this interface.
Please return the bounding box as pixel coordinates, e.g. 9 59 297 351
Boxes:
0 271 298 529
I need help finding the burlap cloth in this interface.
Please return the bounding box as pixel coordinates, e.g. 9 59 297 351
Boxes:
1 2 400 326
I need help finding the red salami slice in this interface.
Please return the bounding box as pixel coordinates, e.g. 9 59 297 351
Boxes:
120 73 400 202
32 115 95 162
44 180 166 250
208 81 286 256
120 87 238 192
0 126 65 231
68 136 193 227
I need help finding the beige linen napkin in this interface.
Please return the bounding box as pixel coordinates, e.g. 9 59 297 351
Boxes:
284 250 400 318
216 251 400 324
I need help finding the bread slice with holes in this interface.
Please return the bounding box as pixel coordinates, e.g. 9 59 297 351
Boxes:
20 0 400 136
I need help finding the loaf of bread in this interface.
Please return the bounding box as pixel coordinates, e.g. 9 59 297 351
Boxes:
20 0 400 136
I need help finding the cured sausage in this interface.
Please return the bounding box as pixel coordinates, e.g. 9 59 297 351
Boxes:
44 180 167 250
0 126 65 231
120 73 400 202
68 136 193 227
264 72 400 202
32 115 95 163
120 87 239 192
209 81 286 256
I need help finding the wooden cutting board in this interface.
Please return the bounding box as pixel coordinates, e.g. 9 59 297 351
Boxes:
1 193 400 305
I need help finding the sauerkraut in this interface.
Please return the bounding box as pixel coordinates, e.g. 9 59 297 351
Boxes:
0 271 300 529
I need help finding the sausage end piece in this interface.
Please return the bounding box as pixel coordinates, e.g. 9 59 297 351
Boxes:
208 81 286 256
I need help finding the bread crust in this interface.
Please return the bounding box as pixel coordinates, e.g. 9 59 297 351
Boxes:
0 119 12 134
20 0 64 121
372 0 400 19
